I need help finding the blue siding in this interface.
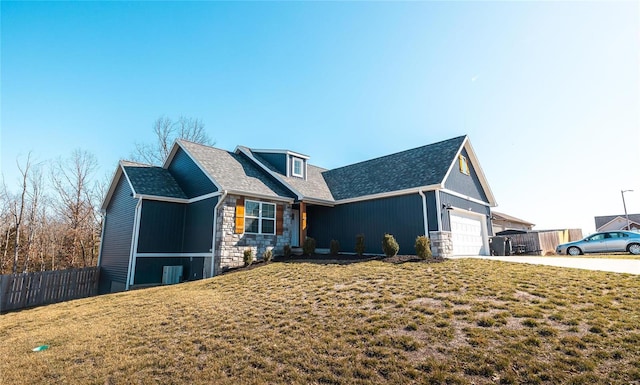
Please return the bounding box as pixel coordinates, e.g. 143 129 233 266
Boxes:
439 191 491 233
444 148 489 203
134 257 204 284
99 174 137 294
307 194 424 255
183 197 217 253
257 152 287 175
168 148 217 198
137 201 185 253
425 191 439 232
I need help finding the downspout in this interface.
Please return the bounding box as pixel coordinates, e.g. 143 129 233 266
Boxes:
96 209 107 267
210 190 228 278
126 198 143 291
435 190 443 231
418 190 428 237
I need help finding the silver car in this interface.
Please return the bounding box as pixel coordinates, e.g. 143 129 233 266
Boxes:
556 231 640 256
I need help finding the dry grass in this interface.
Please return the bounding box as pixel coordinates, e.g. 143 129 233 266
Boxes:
1 259 639 384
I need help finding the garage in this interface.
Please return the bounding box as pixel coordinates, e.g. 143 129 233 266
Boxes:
450 211 488 255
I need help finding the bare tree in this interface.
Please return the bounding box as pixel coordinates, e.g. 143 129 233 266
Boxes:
50 150 99 268
0 176 11 273
7 153 33 274
132 115 214 165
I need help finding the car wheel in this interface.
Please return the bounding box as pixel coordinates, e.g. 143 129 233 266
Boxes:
628 243 640 255
567 246 581 256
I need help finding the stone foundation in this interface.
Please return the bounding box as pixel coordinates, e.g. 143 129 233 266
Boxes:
216 194 292 271
430 231 453 258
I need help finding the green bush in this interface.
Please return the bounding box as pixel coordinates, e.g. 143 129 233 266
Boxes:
243 249 254 267
415 235 432 260
355 234 366 256
303 237 316 256
330 239 340 256
382 233 399 257
283 244 292 258
262 248 273 262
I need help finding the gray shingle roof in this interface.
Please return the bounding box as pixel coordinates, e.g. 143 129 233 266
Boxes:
122 161 188 199
595 214 640 229
251 153 335 201
322 136 466 200
178 140 294 199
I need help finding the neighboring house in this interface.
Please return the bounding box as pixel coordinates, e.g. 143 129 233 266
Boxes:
491 211 535 234
98 135 496 293
595 214 640 232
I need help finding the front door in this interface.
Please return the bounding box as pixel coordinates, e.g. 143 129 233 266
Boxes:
291 210 300 247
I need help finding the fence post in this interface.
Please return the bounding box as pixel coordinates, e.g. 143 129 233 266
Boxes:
0 274 12 312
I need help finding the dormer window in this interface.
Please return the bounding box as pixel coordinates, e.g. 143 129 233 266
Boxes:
291 157 304 178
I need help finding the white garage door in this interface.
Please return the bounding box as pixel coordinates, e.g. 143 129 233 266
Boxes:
450 212 486 256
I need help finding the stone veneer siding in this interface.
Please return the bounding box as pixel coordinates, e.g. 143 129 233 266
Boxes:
429 231 453 258
216 194 292 271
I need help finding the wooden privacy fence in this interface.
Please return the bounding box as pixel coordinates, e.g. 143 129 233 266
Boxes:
507 229 583 256
0 267 99 312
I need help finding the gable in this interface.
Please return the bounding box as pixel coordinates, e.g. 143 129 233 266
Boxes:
597 216 640 231
595 214 640 230
254 153 287 175
176 140 295 201
443 147 489 202
167 147 217 198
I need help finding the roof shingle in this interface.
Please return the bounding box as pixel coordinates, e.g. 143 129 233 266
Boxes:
178 140 295 199
122 161 188 199
322 136 466 200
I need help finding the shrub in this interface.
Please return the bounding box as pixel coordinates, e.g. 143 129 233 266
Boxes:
243 248 254 267
415 235 432 260
330 239 340 256
262 248 273 262
382 233 399 257
355 233 366 256
303 237 316 256
283 244 292 258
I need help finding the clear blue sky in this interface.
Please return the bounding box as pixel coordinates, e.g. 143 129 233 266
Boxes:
2 1 639 233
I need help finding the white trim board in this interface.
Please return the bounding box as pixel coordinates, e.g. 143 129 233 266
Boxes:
135 253 213 258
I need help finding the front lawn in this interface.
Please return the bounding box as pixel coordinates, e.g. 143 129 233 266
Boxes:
1 259 639 384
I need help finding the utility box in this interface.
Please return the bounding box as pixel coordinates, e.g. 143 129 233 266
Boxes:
162 266 183 285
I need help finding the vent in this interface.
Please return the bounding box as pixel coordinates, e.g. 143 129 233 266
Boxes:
162 265 183 285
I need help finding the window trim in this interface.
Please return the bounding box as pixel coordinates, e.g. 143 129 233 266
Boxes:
244 200 276 235
459 155 470 175
291 157 304 178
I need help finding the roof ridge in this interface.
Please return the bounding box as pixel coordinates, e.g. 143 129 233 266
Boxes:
324 135 467 174
120 160 154 167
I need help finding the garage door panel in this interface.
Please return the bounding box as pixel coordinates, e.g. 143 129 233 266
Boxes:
450 212 486 256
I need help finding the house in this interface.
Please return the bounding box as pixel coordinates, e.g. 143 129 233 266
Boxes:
97 135 497 293
491 211 535 234
595 214 640 232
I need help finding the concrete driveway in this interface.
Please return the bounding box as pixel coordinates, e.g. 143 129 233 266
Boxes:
450 255 640 275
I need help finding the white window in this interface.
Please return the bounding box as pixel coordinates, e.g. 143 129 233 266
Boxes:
244 200 276 234
292 157 304 178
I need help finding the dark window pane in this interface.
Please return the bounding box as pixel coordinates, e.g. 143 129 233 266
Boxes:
262 203 275 218
246 201 260 217
245 218 259 233
262 219 275 234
